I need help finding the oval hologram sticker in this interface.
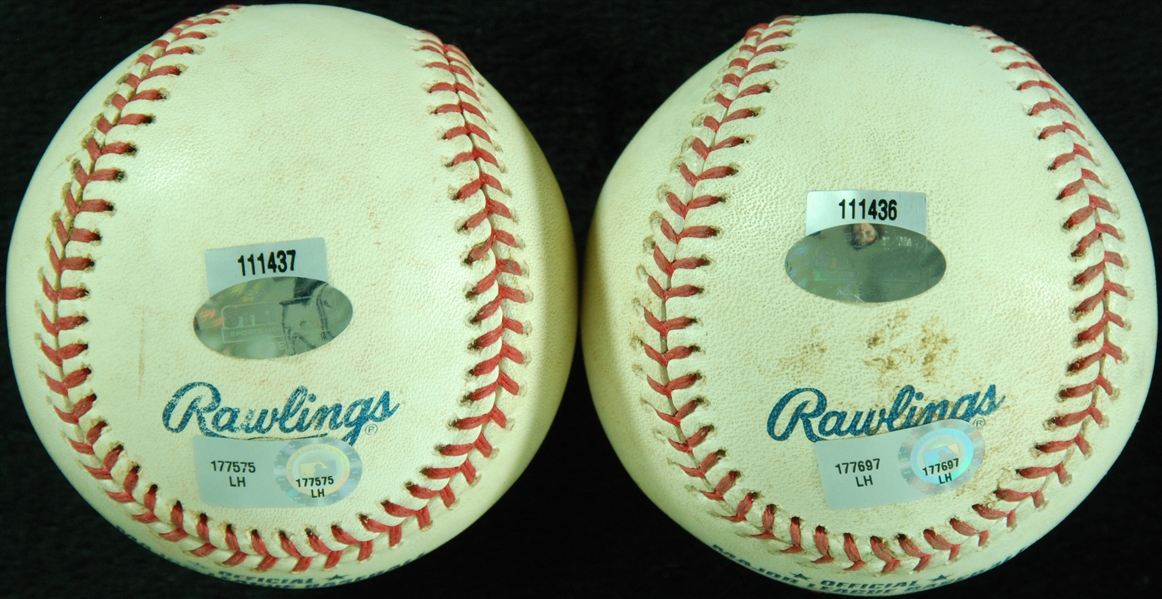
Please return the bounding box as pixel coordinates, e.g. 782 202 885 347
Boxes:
194 277 353 359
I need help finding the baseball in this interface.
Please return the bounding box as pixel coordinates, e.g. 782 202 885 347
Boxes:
7 4 575 588
582 13 1155 595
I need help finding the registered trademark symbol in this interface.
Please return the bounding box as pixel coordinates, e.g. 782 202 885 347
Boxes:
972 418 985 428
364 423 379 435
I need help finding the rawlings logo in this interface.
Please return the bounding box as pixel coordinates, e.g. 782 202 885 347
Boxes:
163 382 397 446
767 384 1004 443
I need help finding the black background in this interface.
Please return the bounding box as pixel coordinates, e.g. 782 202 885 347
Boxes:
1 1 1159 597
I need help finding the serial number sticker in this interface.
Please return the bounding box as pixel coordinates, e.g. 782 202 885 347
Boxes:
805 190 927 236
193 436 361 508
812 419 984 510
205 238 329 296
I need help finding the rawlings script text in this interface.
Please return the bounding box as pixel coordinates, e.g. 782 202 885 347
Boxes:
767 385 1003 442
163 382 397 446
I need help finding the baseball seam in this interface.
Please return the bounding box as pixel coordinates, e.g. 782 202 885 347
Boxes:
642 18 1129 575
371 32 527 537
38 9 525 574
966 28 1126 528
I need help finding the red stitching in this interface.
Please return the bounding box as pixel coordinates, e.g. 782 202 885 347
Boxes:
870 537 901 573
923 529 961 561
380 29 528 537
949 518 989 546
637 14 818 563
36 9 276 565
812 527 833 564
842 533 866 570
964 27 1129 536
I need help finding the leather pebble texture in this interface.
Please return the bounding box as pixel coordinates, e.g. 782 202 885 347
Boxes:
582 13 1155 595
7 4 575 588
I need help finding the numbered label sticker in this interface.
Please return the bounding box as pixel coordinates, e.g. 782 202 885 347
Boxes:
812 419 983 510
194 436 362 508
805 190 927 236
205 238 329 296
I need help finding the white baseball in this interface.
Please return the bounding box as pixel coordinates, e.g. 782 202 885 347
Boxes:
583 14 1155 594
7 4 575 587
